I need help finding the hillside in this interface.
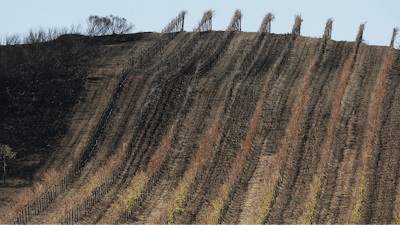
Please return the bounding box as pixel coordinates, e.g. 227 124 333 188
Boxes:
1 26 400 224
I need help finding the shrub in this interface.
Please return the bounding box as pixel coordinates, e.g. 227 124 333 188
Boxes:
4 34 21 45
86 15 134 36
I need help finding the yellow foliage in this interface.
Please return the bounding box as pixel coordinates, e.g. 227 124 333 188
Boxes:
350 170 368 224
253 170 279 224
297 174 322 224
205 183 231 224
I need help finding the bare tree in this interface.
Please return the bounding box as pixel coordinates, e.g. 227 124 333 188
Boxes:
86 15 134 36
24 28 47 44
69 23 83 35
5 33 21 45
0 144 16 186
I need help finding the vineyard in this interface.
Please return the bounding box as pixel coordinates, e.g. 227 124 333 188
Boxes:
1 12 400 224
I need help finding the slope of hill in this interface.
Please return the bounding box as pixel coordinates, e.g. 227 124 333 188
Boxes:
1 28 400 224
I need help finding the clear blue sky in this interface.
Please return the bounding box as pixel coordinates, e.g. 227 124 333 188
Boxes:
1 0 399 46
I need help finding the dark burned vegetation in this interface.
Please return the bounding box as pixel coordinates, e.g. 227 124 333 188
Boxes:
0 32 147 180
0 35 89 179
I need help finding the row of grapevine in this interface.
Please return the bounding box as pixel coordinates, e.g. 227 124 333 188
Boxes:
133 33 178 70
205 96 264 224
193 10 214 33
157 111 221 223
98 125 175 224
349 29 397 223
59 170 119 224
162 10 187 33
7 167 69 224
160 9 243 77
226 10 242 32
162 10 216 76
239 13 274 73
259 13 274 34
41 145 129 223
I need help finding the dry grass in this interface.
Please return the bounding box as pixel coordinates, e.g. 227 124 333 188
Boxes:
227 9 243 32
1 165 70 223
259 13 275 33
45 144 128 223
146 125 175 178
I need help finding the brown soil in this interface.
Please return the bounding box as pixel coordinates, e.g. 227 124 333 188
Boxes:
1 31 400 224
